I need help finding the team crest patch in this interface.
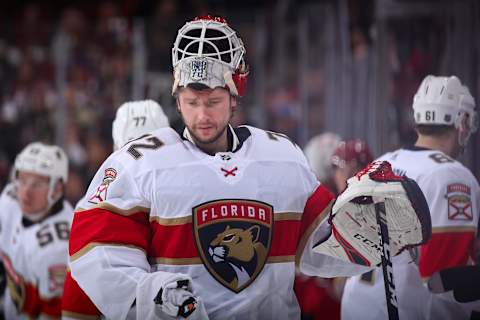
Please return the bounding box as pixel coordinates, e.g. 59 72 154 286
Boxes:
48 265 67 292
2 255 26 310
88 168 117 204
190 57 208 81
193 199 273 293
447 183 472 221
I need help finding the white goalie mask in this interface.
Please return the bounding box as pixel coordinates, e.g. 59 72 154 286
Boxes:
413 75 478 145
112 100 170 150
14 142 68 210
171 15 249 97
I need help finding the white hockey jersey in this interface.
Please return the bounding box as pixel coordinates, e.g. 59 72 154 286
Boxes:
69 126 369 320
0 183 73 319
341 147 480 320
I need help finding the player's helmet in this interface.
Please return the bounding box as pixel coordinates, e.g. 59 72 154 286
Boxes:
171 15 248 97
14 142 68 209
331 139 373 169
112 100 170 150
413 75 478 141
304 133 341 181
14 142 68 184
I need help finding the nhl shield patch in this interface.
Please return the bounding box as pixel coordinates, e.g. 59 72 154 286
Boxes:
193 199 273 293
447 183 472 221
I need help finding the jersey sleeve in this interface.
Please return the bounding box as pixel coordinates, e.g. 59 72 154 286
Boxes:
417 167 480 279
69 155 152 320
69 153 187 320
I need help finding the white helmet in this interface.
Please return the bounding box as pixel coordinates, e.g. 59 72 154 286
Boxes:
171 15 249 97
15 142 68 183
303 133 341 182
413 75 478 137
112 100 170 150
14 142 68 213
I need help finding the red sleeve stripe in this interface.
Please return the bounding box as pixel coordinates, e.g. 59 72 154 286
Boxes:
62 272 100 319
295 185 334 266
419 230 476 278
69 208 150 259
294 204 332 267
299 185 335 236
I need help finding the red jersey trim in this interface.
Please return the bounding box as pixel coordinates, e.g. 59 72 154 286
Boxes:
419 230 476 278
149 218 302 260
69 208 150 260
21 282 62 318
62 272 100 319
295 185 335 266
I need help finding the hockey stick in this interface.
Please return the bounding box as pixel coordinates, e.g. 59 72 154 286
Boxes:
374 200 400 320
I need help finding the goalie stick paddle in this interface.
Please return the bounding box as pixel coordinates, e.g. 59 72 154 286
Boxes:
375 201 400 320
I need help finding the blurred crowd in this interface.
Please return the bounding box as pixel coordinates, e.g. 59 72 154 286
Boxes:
0 2 478 320
0 2 133 203
0 0 473 204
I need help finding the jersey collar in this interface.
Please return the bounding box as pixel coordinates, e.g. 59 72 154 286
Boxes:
403 145 432 151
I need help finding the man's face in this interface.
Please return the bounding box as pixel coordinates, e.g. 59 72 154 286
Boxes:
177 87 236 146
16 171 50 215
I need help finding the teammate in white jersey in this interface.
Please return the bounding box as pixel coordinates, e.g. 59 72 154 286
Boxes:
68 15 431 320
0 142 72 319
341 75 480 320
61 100 170 320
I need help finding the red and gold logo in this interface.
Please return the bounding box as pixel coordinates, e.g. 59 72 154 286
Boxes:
193 199 273 293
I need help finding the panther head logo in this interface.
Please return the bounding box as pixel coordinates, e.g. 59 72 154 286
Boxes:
208 225 267 290
193 199 273 293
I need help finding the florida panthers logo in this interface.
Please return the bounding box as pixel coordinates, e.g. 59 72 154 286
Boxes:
193 199 273 293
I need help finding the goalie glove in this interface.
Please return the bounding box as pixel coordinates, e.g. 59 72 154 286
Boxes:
313 161 431 267
153 276 200 318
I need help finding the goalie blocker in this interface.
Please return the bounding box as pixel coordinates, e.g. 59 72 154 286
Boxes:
314 161 431 267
